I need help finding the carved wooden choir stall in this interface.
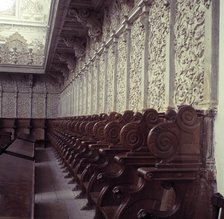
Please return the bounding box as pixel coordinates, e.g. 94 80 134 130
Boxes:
46 105 221 219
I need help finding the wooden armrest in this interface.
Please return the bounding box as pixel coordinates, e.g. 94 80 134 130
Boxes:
114 154 156 165
81 140 96 144
88 143 108 149
137 167 199 181
99 148 130 155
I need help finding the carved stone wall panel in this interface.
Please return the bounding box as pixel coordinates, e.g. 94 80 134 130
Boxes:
147 0 170 111
116 33 126 112
18 92 31 118
174 0 207 106
1 75 17 92
98 54 105 113
2 93 16 117
129 18 144 110
45 77 60 93
32 93 46 118
102 0 134 42
47 94 58 118
106 47 114 112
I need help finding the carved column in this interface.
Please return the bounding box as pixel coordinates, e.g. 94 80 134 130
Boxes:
83 65 89 114
72 78 75 115
45 93 47 118
103 45 109 112
80 74 85 115
123 17 131 109
29 88 33 118
140 0 150 108
203 0 219 108
15 91 18 118
165 0 175 108
112 33 119 111
89 60 94 114
96 55 100 113
0 86 2 117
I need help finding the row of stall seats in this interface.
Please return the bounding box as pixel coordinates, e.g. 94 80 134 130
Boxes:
47 105 223 219
0 118 46 141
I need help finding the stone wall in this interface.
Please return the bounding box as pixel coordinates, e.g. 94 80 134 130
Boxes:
0 74 59 118
59 0 218 117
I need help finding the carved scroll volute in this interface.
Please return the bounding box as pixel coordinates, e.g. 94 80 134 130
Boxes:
142 108 160 130
93 120 107 141
70 120 76 132
165 108 177 121
67 121 72 131
85 121 96 138
108 112 122 121
120 121 144 151
147 122 180 161
120 110 134 126
133 112 143 121
79 121 88 135
68 8 102 39
63 37 86 58
176 105 200 132
99 113 109 120
104 121 121 144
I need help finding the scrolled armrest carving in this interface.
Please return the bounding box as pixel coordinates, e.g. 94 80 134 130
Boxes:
93 121 107 141
104 121 121 144
147 123 179 160
176 105 199 132
143 109 159 126
120 122 144 150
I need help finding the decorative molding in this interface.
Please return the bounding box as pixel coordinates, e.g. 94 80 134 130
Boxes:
68 8 102 39
63 37 86 58
57 53 76 71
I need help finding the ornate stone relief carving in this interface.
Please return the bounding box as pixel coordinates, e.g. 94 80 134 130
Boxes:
92 61 97 114
63 37 86 58
0 32 44 65
147 0 170 111
54 63 69 80
106 47 114 112
174 0 207 106
98 54 105 113
129 18 144 110
116 33 126 112
57 53 76 72
68 8 102 39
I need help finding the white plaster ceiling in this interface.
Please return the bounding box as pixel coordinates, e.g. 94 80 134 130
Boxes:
0 0 53 73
